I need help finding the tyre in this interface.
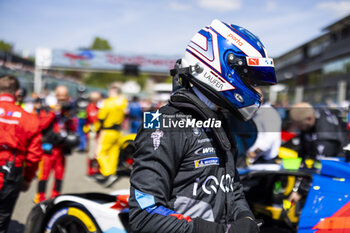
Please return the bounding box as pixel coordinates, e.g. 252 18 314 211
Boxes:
44 204 101 233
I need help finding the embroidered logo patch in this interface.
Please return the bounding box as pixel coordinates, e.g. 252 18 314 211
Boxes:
194 157 219 168
151 129 164 150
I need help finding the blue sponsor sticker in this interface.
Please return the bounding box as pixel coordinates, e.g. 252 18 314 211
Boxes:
104 227 127 233
194 157 219 168
135 189 155 209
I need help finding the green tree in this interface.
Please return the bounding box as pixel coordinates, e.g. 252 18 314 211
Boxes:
90 37 112 51
0 40 13 52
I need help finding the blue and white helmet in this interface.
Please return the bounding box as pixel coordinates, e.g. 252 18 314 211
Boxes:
180 19 277 121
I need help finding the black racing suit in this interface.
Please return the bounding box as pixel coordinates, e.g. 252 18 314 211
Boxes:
299 109 348 160
129 89 255 233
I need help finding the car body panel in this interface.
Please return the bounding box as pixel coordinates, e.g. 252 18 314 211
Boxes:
25 192 129 233
53 195 126 233
299 160 350 232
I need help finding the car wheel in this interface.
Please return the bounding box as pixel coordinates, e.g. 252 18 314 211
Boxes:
44 204 101 233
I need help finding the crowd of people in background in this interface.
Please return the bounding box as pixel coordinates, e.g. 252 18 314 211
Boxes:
9 80 164 201
1 72 350 232
11 80 350 184
7 80 350 170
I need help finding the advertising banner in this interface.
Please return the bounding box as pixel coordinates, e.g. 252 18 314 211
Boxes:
36 48 178 74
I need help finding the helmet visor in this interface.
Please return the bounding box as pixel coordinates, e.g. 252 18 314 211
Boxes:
243 57 277 86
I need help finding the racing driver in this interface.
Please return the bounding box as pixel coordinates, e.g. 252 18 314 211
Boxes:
129 19 277 233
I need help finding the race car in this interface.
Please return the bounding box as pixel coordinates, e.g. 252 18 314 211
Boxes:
25 120 350 232
25 158 350 233
240 158 350 233
25 189 130 233
234 115 350 232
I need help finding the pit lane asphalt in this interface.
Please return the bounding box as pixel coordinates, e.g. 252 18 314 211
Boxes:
8 151 130 233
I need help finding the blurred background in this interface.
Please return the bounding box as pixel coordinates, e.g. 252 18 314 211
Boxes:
1 0 350 106
2 1 350 232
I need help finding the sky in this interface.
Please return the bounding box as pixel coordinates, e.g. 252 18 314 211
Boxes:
1 0 350 58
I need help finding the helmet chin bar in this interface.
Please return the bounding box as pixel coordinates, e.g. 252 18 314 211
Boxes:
237 104 260 121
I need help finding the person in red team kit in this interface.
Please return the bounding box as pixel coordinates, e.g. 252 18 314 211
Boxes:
34 85 78 203
85 91 102 176
0 75 43 233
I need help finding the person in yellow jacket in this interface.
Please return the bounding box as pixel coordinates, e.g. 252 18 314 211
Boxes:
96 83 128 187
